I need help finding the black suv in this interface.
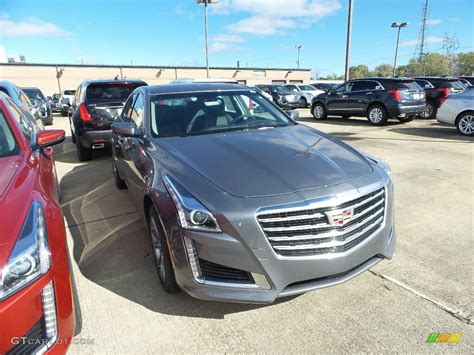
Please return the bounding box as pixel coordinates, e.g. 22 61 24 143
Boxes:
311 78 425 125
69 79 147 161
414 77 465 119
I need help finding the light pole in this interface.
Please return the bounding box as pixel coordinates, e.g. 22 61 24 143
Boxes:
295 45 302 69
344 0 354 81
391 22 409 76
197 0 219 78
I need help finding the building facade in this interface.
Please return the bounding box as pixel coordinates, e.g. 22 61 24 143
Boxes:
0 63 311 96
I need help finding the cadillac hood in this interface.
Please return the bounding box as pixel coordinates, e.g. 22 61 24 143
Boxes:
158 125 373 198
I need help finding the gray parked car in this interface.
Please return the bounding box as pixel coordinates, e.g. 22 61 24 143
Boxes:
284 83 324 107
21 87 53 125
0 80 44 130
111 83 395 303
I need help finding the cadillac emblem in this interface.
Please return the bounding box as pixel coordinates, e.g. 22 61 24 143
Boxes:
326 208 354 226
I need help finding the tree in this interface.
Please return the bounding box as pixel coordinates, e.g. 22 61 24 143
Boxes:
349 64 371 78
399 53 452 76
456 51 474 75
374 64 394 77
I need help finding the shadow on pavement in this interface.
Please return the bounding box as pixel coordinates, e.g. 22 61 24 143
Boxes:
59 151 288 319
298 115 403 127
389 122 472 142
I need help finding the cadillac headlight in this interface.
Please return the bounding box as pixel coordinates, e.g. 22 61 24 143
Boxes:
163 176 222 233
0 201 51 300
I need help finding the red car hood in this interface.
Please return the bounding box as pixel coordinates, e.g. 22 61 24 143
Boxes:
0 155 23 197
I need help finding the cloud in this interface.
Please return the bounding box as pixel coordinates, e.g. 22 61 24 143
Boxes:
213 0 341 36
175 4 198 21
209 34 246 53
426 18 441 25
0 14 72 37
401 36 444 47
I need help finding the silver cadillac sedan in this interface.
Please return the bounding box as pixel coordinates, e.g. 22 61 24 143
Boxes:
111 83 396 303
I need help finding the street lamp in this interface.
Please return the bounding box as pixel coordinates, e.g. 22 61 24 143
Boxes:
391 22 409 76
295 45 302 69
197 0 219 78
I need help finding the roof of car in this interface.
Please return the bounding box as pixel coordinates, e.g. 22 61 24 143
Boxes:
351 77 415 82
414 76 459 80
80 79 147 86
144 83 250 95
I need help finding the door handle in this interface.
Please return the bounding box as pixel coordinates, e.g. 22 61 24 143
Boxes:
366 92 373 95
342 95 348 98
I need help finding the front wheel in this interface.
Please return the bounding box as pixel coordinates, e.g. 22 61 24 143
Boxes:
311 103 327 120
112 156 127 189
149 207 179 293
300 97 308 107
367 105 388 126
456 112 474 136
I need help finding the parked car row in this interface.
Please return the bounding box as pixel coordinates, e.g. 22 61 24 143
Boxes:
308 76 472 135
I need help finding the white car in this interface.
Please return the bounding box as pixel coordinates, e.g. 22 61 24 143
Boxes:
437 89 474 136
60 89 76 116
284 84 324 107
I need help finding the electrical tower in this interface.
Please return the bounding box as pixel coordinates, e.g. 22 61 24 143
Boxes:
414 0 429 61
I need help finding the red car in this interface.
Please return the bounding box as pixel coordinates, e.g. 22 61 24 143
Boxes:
0 93 76 353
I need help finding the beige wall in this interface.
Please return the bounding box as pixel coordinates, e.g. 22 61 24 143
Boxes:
0 64 310 96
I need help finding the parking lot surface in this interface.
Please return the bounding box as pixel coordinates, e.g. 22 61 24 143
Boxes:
50 112 472 353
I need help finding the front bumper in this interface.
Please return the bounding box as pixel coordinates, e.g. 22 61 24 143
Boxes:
164 178 396 304
0 249 75 354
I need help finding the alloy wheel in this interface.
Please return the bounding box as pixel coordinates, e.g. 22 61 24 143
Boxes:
150 216 166 281
458 114 474 135
314 105 324 119
421 103 434 119
369 108 383 123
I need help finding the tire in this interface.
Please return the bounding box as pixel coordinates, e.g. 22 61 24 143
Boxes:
300 97 308 108
341 115 351 119
112 156 127 190
456 111 474 136
76 136 92 161
148 207 179 293
398 115 414 123
71 129 76 144
367 104 388 126
419 101 437 119
311 102 327 120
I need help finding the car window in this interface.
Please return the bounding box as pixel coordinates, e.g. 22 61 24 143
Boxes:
150 91 294 138
299 85 316 91
19 90 31 105
121 94 136 121
130 94 144 128
335 82 354 93
391 81 422 90
446 80 465 90
85 83 143 101
22 89 45 102
4 96 34 141
74 86 82 102
351 81 370 91
0 109 20 157
64 90 76 96
286 85 297 92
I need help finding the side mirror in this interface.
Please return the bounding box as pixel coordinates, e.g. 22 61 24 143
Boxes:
112 122 143 138
286 110 300 121
34 129 65 149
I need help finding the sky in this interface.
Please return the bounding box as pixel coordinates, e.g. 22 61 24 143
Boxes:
1 0 473 76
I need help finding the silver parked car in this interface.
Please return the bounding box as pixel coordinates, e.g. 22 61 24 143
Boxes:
284 83 325 107
21 87 53 125
111 83 396 303
437 89 474 136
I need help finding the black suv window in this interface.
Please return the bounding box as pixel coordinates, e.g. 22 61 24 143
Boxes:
390 80 421 90
335 82 354 93
351 81 378 91
122 94 136 121
415 80 432 89
85 83 143 101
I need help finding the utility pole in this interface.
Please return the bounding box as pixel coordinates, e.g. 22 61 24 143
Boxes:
391 22 409 76
344 0 354 81
197 0 219 78
295 45 302 69
442 32 460 75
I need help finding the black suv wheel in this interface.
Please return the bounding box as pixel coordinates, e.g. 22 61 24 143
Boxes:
420 101 436 119
367 105 388 126
312 102 327 120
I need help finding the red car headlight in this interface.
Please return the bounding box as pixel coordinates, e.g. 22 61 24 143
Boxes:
0 201 51 300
